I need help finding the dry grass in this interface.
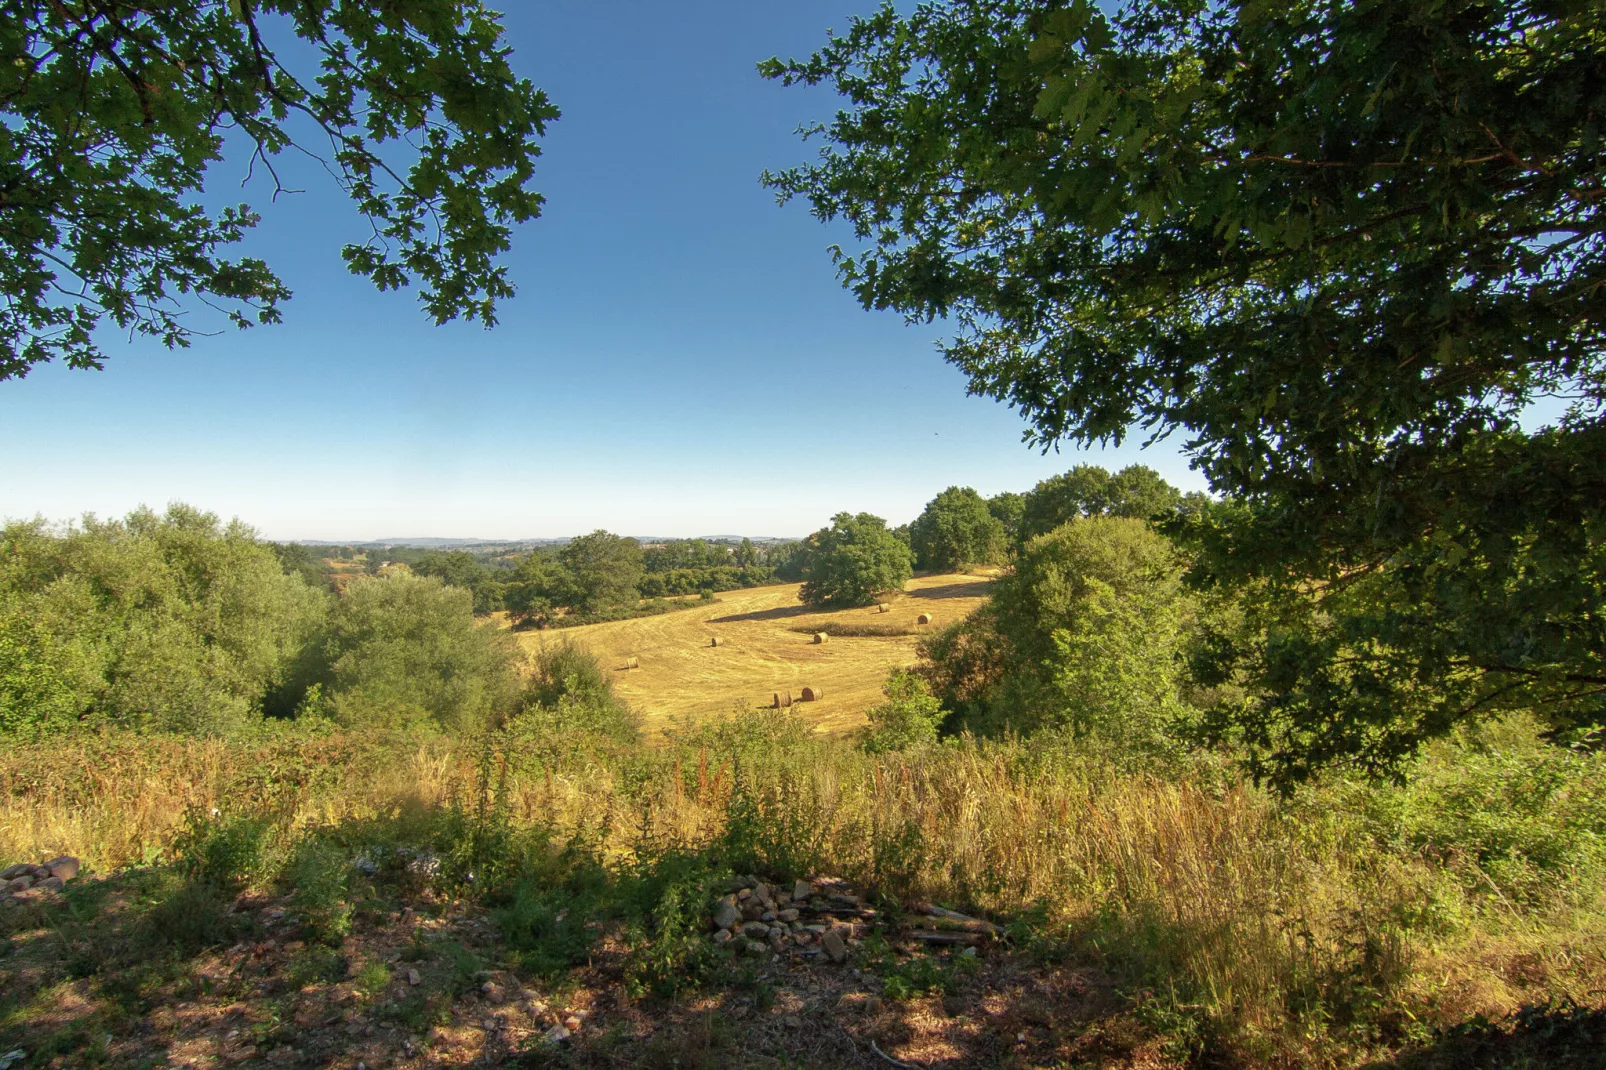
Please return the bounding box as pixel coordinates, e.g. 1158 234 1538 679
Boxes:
1 720 1602 1066
505 573 993 735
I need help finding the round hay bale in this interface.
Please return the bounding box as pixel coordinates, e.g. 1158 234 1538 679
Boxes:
774 691 793 709
916 613 933 626
710 636 723 647
877 603 891 613
623 656 640 670
812 632 828 644
800 686 823 702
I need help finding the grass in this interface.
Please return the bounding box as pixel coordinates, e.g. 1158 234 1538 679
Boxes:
0 708 1601 1067
507 573 992 735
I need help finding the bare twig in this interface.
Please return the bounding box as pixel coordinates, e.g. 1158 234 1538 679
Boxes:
871 1040 920 1068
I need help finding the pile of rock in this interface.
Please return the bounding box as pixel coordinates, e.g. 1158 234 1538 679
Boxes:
1 856 80 905
708 876 871 963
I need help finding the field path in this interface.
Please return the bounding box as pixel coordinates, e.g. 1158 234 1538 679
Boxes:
508 573 992 735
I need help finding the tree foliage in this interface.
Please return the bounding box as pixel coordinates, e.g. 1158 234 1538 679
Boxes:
2 0 556 379
986 491 1026 544
0 505 325 734
1018 464 1183 543
862 669 946 753
317 571 520 733
559 531 644 615
411 550 504 614
923 517 1191 747
909 485 1006 571
765 0 1606 780
799 512 913 608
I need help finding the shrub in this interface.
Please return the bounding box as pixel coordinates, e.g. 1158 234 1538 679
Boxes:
170 807 275 891
0 611 79 739
0 506 328 736
932 516 1192 747
283 838 353 943
319 572 522 733
1349 716 1606 907
863 670 946 753
516 641 639 747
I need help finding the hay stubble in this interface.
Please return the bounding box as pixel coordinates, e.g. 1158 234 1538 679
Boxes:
509 573 991 735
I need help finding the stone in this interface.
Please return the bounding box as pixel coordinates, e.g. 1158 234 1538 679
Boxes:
960 946 978 958
267 1047 297 1064
712 929 732 945
43 855 80 881
3 877 31 894
760 911 776 923
791 880 813 902
767 930 786 953
742 902 765 922
563 1016 583 1032
407 969 421 986
542 1025 571 1046
793 932 812 946
821 929 848 964
737 888 752 901
740 921 771 940
745 941 767 957
751 882 770 902
778 908 799 923
0 864 33 881
712 897 740 931
36 876 63 894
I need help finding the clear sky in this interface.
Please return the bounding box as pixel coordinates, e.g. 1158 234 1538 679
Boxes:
0 1 1205 542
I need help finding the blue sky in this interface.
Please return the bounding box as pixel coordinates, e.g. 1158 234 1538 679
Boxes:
0 1 1203 542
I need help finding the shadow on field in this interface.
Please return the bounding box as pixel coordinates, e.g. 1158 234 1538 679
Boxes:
907 579 993 602
1362 1001 1606 1070
709 603 815 624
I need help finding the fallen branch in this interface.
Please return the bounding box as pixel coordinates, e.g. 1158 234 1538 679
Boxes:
904 930 985 945
871 1040 919 1068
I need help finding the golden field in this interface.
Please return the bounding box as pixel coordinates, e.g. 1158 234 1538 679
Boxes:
506 572 993 734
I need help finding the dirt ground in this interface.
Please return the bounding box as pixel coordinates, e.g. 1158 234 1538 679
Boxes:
508 574 994 735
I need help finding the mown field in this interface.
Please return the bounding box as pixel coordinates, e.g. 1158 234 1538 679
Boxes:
506 573 994 735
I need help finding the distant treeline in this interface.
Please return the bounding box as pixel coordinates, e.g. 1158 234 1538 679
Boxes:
265 535 810 629
263 466 1196 628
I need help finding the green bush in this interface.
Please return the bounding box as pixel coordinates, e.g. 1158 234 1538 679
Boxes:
1351 717 1606 907
863 670 946 753
638 566 773 598
0 505 328 737
0 611 79 739
283 838 353 943
515 641 639 748
930 516 1192 748
319 572 522 733
171 808 275 891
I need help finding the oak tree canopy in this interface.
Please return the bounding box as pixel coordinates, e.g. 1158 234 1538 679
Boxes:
2 0 556 380
765 0 1606 782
